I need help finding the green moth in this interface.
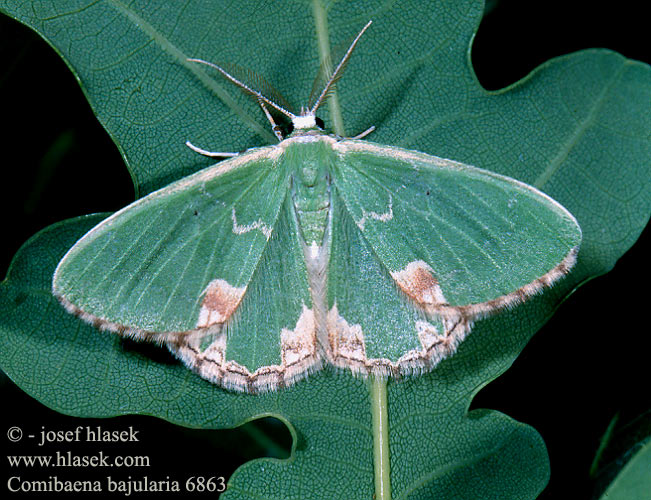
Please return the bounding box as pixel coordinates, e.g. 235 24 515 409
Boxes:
52 22 581 393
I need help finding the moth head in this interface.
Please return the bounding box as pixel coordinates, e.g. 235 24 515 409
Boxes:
292 109 325 131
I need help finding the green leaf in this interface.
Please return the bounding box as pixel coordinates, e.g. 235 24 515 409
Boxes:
598 439 651 500
591 411 651 500
1 1 649 499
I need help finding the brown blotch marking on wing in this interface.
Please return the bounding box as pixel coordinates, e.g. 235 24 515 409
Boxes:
197 279 246 327
402 266 437 301
391 260 448 307
280 306 317 368
326 304 368 371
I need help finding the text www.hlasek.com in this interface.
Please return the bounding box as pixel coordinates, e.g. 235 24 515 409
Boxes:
8 451 149 468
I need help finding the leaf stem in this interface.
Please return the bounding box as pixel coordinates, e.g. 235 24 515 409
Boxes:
589 412 619 477
311 0 346 136
370 376 391 500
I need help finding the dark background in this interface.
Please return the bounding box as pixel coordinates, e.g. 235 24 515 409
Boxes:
1 1 648 498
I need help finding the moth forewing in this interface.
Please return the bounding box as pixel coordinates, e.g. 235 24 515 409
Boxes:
332 139 581 315
52 146 284 334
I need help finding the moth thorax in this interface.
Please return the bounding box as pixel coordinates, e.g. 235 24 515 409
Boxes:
293 113 317 130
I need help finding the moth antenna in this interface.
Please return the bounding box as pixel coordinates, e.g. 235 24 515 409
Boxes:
309 20 372 114
220 62 296 114
308 56 334 110
188 58 297 121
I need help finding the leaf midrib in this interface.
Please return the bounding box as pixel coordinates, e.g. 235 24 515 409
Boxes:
533 60 628 189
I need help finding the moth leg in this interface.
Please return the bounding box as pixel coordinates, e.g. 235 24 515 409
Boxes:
333 126 376 142
185 140 239 158
257 98 284 141
350 126 375 140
